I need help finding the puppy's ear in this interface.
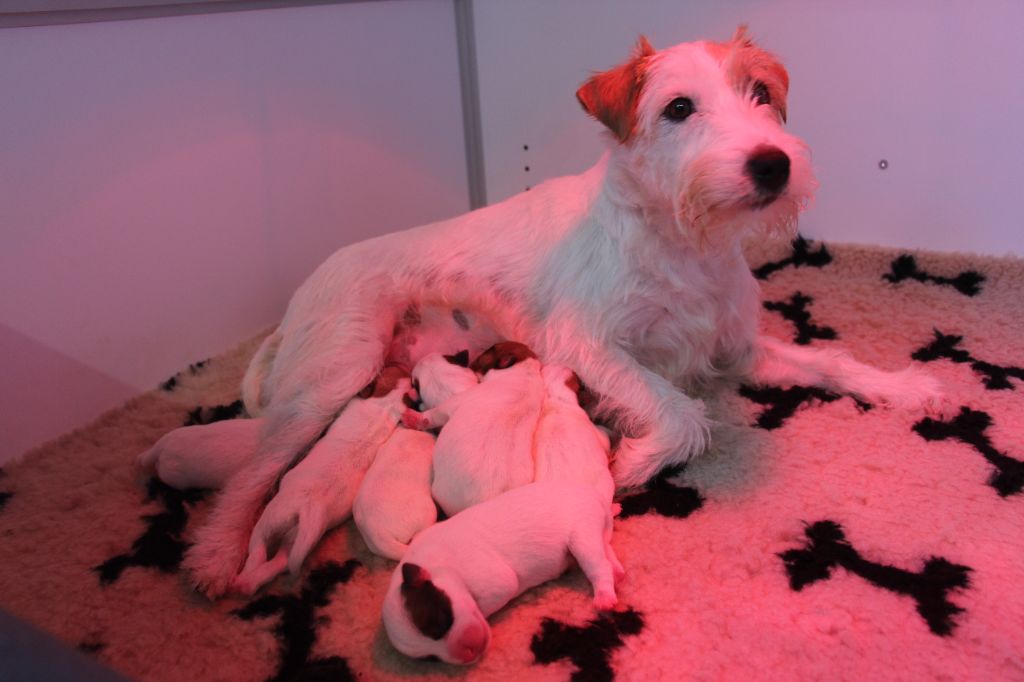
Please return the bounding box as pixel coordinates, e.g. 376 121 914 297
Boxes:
576 35 655 143
443 350 470 367
401 563 455 640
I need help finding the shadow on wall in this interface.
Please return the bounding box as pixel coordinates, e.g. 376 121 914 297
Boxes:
0 323 138 464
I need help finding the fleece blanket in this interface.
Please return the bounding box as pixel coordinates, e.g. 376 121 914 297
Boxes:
0 237 1021 681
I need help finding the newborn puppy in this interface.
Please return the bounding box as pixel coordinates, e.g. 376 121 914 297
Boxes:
138 418 262 490
353 428 437 560
232 367 413 595
382 481 624 664
403 342 543 516
534 364 615 506
411 350 479 409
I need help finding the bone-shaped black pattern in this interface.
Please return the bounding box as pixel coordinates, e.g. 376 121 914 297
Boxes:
739 385 870 430
160 359 210 391
184 399 247 426
912 330 1024 390
762 292 838 345
914 407 1024 497
93 478 208 584
531 608 644 682
618 464 704 519
753 235 833 280
233 559 361 682
779 521 971 636
0 469 10 512
883 254 985 296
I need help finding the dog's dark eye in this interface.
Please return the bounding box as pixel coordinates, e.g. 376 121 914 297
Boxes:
752 81 771 106
662 97 695 121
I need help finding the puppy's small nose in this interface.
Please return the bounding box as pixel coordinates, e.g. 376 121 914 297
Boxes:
746 146 790 195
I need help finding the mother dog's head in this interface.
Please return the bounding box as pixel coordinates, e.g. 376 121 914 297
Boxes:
577 27 816 248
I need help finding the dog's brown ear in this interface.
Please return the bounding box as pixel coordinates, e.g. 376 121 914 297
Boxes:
372 365 410 397
443 350 470 367
565 372 598 410
721 25 789 123
576 35 655 143
401 563 455 640
357 379 376 399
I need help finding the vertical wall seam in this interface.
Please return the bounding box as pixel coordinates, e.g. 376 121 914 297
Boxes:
453 0 487 209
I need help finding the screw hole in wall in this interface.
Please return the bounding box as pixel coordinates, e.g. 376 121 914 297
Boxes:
524 143 531 190
878 159 889 170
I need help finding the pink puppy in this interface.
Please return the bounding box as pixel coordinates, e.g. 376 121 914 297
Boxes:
403 342 543 516
138 418 262 490
534 364 615 506
353 428 437 560
232 367 413 595
382 481 624 664
411 350 479 409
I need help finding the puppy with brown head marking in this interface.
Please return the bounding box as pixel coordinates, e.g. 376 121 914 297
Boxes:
382 481 623 664
231 365 414 595
402 342 543 516
411 350 479 410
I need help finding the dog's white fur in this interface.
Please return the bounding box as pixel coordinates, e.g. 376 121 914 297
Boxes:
352 428 437 560
381 481 623 664
231 372 412 595
534 364 615 506
410 351 479 410
138 419 261 490
184 28 943 597
406 352 543 517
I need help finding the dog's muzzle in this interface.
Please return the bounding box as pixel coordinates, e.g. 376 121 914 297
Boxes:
746 146 790 206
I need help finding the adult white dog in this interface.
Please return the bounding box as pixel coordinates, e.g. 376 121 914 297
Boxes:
183 27 942 597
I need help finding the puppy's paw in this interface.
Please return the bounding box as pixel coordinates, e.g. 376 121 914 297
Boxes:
593 589 618 611
401 409 428 430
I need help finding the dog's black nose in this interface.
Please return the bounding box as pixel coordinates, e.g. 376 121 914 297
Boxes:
746 146 790 195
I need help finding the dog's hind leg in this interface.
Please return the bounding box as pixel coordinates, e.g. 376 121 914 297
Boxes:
752 335 948 413
184 295 401 598
241 328 282 418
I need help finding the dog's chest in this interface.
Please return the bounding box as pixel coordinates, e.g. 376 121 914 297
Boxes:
615 258 754 380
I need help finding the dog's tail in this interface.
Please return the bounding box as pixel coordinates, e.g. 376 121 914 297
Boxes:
241 328 282 418
287 504 329 576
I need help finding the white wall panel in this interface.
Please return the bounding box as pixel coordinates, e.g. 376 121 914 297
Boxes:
473 0 1024 256
0 0 468 462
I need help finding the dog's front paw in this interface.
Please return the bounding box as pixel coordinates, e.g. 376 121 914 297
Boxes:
611 403 710 489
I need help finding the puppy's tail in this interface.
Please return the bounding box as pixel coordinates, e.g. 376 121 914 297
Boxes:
287 504 329 576
241 328 282 418
137 443 160 472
